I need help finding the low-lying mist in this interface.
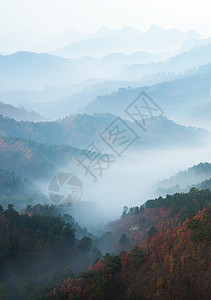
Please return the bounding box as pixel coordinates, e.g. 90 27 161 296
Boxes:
36 141 211 233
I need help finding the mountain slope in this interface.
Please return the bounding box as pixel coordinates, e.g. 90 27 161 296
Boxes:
0 204 102 300
0 114 208 149
0 168 46 209
155 163 211 196
120 43 211 81
0 135 81 179
83 62 211 119
0 51 86 91
0 51 162 93
156 162 211 194
0 101 45 121
49 188 211 300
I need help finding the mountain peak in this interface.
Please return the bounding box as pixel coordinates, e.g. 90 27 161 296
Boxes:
146 24 165 33
96 25 117 35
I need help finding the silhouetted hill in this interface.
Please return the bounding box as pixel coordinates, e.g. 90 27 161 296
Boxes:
0 114 208 149
0 101 45 121
156 162 211 196
83 62 211 118
120 43 211 81
0 135 81 179
0 51 83 91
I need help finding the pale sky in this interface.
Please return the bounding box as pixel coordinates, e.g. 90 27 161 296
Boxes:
0 0 211 37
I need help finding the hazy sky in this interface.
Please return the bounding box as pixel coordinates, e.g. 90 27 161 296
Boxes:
0 0 211 38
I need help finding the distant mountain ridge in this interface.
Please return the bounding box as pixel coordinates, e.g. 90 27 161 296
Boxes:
0 50 162 92
1 42 210 95
155 162 211 196
119 43 211 81
83 62 211 119
0 24 202 55
0 113 208 150
54 24 201 58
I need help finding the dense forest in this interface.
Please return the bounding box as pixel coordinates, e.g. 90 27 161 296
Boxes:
0 168 46 210
1 5 211 299
0 204 102 300
48 188 211 300
0 114 208 150
49 208 210 300
0 188 210 299
0 136 81 178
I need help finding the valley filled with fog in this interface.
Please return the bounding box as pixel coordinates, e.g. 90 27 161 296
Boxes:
1 25 211 229
0 7 211 298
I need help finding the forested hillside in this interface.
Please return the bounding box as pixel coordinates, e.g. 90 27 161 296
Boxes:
48 188 211 300
0 114 208 149
0 136 81 178
1 3 211 299
0 169 46 209
0 204 102 300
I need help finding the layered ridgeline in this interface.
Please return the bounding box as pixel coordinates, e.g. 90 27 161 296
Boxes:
54 25 202 57
1 38 209 92
0 51 160 92
118 43 211 81
0 114 208 150
48 188 211 300
29 61 211 121
30 61 211 121
83 62 211 120
1 47 211 121
156 162 211 196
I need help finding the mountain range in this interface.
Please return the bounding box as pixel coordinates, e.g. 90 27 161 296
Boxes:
0 113 208 150
0 24 202 56
83 62 211 121
54 25 201 58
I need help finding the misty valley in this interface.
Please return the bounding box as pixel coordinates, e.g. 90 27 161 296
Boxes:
0 8 211 300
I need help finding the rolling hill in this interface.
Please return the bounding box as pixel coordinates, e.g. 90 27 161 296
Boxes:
156 162 211 196
83 62 211 120
0 114 208 150
0 135 81 179
119 43 211 81
0 101 46 121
